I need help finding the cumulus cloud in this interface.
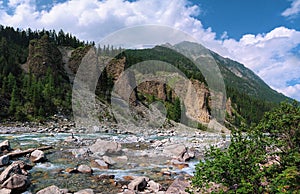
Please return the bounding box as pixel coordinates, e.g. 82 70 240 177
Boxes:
278 84 300 101
282 0 300 17
218 27 300 100
0 0 299 100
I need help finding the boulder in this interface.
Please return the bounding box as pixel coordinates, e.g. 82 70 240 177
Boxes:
13 161 33 170
72 148 90 158
77 165 92 174
0 140 11 151
30 149 46 163
89 139 121 155
103 156 116 165
1 174 30 191
36 185 65 194
92 159 108 169
166 178 190 194
74 189 94 194
0 155 9 166
128 176 149 191
147 180 161 192
0 163 22 183
163 144 186 160
0 188 11 194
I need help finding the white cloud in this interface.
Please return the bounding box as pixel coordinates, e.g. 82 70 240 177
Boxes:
278 84 300 101
0 0 299 100
282 0 300 17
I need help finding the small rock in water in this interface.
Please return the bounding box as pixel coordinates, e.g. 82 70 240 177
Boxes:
0 155 10 166
97 174 115 181
117 155 128 161
77 164 93 174
102 156 116 165
65 167 78 173
0 140 11 152
30 150 46 163
36 185 65 194
74 188 94 194
170 159 189 169
92 159 108 169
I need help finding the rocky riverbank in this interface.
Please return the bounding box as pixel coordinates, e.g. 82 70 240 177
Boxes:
0 122 230 193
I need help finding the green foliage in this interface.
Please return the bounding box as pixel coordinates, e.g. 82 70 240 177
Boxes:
193 102 300 193
0 25 85 121
166 97 181 122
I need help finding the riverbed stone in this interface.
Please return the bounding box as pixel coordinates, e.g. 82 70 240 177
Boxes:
36 185 65 194
170 159 189 169
71 148 90 158
30 149 46 163
0 188 11 194
103 156 116 165
0 155 9 166
74 188 94 194
147 180 161 192
92 159 108 169
128 176 149 191
1 174 30 191
165 178 190 194
0 140 11 151
89 139 122 155
13 161 33 170
77 164 92 174
163 144 187 160
0 163 22 183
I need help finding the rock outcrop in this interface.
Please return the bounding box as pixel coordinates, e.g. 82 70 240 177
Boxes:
184 79 210 123
137 81 167 101
24 35 63 77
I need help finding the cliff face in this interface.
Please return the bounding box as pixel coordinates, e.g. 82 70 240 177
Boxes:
184 80 210 123
137 81 167 101
24 35 62 77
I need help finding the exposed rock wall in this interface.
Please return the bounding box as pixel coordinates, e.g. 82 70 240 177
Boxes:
137 81 167 101
184 79 210 123
24 35 62 77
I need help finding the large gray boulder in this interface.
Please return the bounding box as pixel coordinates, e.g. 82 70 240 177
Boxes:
166 178 190 194
77 164 92 174
128 176 149 191
89 139 122 156
36 185 65 194
163 144 186 159
102 156 116 165
0 188 11 194
74 189 94 194
0 163 22 183
1 174 30 191
30 149 46 163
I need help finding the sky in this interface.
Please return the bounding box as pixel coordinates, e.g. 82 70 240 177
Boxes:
0 0 299 101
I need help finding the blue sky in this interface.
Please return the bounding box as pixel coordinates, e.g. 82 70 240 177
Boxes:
0 0 299 101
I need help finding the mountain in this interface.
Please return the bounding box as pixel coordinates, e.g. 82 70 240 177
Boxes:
0 25 291 129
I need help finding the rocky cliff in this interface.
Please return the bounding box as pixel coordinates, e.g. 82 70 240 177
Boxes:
23 35 63 77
